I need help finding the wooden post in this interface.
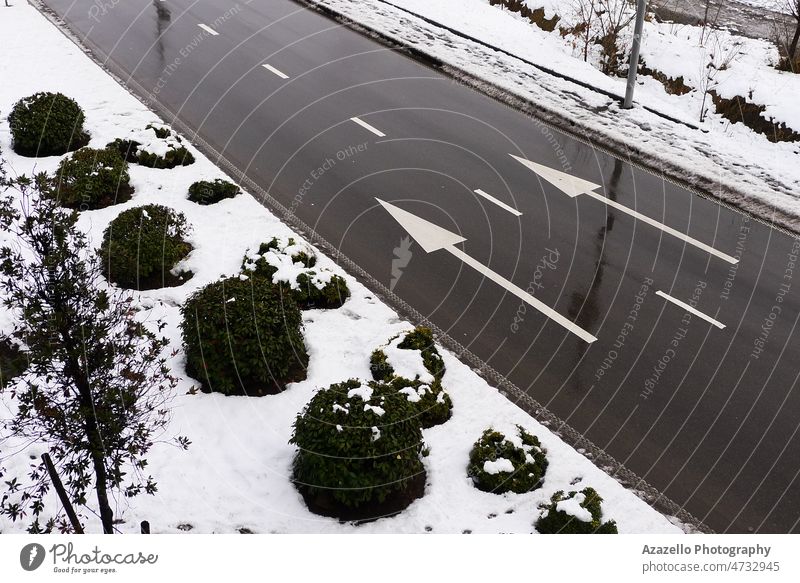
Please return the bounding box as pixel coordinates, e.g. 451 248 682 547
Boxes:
41 453 84 534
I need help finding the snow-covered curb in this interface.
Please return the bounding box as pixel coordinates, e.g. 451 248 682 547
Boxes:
293 0 800 232
0 2 687 534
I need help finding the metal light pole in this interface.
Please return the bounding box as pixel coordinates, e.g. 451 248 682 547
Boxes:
623 0 647 109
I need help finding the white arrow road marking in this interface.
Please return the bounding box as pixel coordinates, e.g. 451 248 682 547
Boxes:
656 290 726 329
198 23 219 36
262 64 289 79
351 116 386 137
510 154 601 197
474 189 522 217
376 198 466 253
376 198 597 343
583 190 738 264
447 247 597 343
510 155 739 265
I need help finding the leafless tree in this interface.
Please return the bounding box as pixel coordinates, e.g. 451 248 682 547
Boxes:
570 0 600 63
698 31 743 122
770 0 800 71
596 0 638 75
785 0 800 64
699 0 724 44
567 0 637 75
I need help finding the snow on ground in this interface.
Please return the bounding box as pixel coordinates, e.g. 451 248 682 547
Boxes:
0 3 680 534
555 492 593 523
483 458 516 475
381 333 435 384
638 20 798 131
304 0 800 227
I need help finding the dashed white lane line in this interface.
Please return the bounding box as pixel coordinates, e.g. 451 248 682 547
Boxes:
262 64 289 79
198 24 219 36
350 116 386 137
473 189 522 217
656 290 726 330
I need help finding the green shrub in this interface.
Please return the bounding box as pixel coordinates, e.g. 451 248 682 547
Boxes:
467 426 548 494
49 147 133 210
369 327 445 382
187 179 241 205
369 349 393 382
107 124 195 168
369 327 451 428
99 204 192 290
148 125 171 139
290 379 426 518
293 272 349 309
397 327 445 380
0 338 27 391
181 276 308 396
535 487 618 534
387 376 452 429
250 237 317 270
242 237 350 310
8 92 90 157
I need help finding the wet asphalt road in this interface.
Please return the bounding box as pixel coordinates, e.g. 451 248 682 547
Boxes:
40 0 800 532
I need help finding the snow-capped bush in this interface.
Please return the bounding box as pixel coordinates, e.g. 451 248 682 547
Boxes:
370 327 445 383
107 124 195 168
50 147 132 210
290 379 426 519
387 376 452 429
180 276 308 396
241 237 350 309
187 179 241 205
467 426 548 494
535 487 618 534
99 204 192 290
8 92 89 157
369 327 451 428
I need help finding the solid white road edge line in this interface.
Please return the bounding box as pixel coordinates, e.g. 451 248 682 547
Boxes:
262 64 289 79
198 24 219 36
351 116 386 137
656 290 726 330
474 189 522 217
